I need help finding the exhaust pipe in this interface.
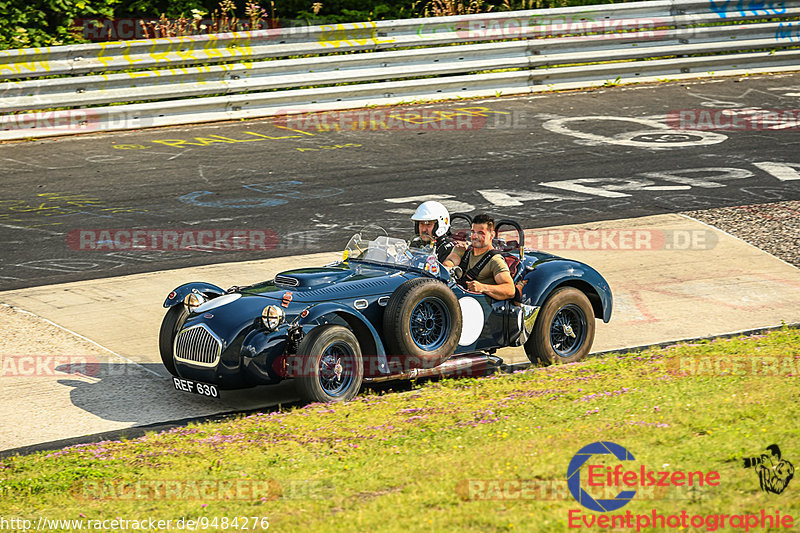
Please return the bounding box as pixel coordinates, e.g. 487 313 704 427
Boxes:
364 353 502 383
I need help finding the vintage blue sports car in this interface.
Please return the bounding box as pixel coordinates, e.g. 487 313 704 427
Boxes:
159 218 612 403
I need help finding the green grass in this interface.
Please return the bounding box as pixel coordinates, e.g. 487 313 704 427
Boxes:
2 327 799 532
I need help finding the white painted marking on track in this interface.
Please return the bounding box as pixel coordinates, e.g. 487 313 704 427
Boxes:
14 258 124 273
640 186 692 191
0 223 63 236
1 157 82 170
477 189 587 206
384 194 475 213
182 218 235 225
541 116 727 148
753 162 800 181
540 180 630 198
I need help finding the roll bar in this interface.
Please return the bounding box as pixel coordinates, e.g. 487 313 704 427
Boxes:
449 212 472 243
495 219 525 260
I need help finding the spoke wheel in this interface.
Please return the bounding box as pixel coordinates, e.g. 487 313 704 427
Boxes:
549 304 587 357
317 341 357 397
524 287 595 365
409 298 450 351
383 278 462 368
294 325 363 403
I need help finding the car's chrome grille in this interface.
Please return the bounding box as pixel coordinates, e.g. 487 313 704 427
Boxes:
275 275 299 287
174 324 222 367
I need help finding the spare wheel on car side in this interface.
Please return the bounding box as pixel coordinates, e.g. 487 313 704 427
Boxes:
382 278 462 368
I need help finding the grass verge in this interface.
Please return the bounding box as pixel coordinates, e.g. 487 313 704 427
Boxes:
1 327 799 532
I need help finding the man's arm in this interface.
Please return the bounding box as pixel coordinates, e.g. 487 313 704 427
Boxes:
442 246 465 268
466 271 516 300
442 251 459 268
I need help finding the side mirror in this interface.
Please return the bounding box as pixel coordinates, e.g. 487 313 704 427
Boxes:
452 266 463 279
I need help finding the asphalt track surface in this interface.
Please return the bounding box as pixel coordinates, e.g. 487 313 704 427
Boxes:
2 73 800 290
3 72 800 454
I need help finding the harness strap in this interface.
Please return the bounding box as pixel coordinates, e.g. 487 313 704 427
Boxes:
458 247 500 286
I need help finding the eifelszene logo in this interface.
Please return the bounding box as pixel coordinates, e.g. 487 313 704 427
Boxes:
744 444 794 495
567 441 720 512
566 441 796 531
568 441 637 512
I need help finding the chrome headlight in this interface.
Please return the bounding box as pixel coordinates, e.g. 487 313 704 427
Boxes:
184 291 206 311
262 305 285 331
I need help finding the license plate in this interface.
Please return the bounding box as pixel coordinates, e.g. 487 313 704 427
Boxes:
172 377 219 398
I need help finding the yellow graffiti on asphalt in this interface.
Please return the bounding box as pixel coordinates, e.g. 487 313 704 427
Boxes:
148 129 315 148
133 107 510 150
0 192 147 229
113 144 150 150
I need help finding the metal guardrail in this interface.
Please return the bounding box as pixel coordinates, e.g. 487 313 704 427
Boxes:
1 0 799 140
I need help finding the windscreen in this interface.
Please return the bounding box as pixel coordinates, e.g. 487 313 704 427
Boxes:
343 233 441 274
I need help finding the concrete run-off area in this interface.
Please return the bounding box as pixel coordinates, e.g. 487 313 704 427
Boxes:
1 214 799 452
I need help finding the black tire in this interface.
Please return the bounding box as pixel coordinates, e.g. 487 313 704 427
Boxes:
159 305 188 376
294 325 363 403
382 278 462 367
524 287 595 366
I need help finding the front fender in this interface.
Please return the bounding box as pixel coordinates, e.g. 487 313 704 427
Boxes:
521 260 612 323
163 282 225 308
240 328 286 385
299 302 390 375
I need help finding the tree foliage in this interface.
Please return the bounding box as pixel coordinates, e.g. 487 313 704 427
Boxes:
0 0 118 48
0 0 636 50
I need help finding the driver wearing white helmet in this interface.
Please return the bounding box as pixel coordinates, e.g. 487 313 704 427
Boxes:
409 200 455 263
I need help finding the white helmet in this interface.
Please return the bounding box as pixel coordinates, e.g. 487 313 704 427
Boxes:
411 200 450 238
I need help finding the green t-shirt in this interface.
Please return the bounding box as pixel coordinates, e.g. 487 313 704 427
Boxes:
453 247 509 285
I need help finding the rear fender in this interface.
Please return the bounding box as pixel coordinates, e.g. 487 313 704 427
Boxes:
299 303 389 375
163 282 225 308
520 260 612 323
